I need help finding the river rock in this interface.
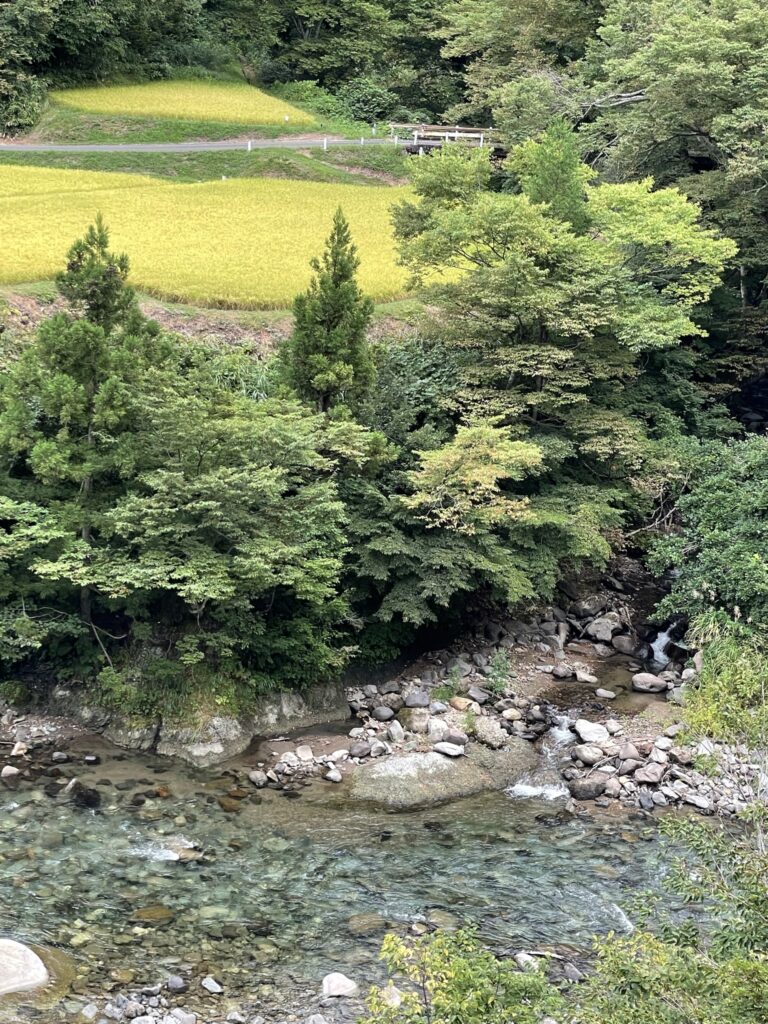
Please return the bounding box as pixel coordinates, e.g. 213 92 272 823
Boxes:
572 594 607 617
632 672 667 693
347 741 538 809
295 744 314 762
445 728 469 746
467 685 491 704
349 741 372 758
586 613 621 642
248 770 268 788
604 776 622 798
567 776 607 800
398 707 430 733
378 680 401 695
0 940 49 995
449 696 473 712
324 768 343 783
683 791 711 811
433 742 464 757
201 975 223 994
171 1012 196 1024
347 912 386 936
611 634 637 655
1 765 20 781
618 741 641 761
473 716 507 749
377 984 403 1008
322 973 358 997
572 744 604 766
64 778 101 809
427 718 449 742
405 690 430 708
372 706 395 722
387 720 405 743
635 762 666 784
574 719 610 744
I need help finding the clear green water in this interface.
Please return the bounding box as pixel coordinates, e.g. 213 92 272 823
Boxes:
0 739 665 1020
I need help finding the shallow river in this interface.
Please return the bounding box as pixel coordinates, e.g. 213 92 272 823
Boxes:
0 735 667 1021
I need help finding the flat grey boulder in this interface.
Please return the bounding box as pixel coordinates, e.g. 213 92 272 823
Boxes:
0 939 48 996
347 741 538 810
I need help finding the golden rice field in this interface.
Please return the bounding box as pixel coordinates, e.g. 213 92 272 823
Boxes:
50 80 316 127
0 166 408 307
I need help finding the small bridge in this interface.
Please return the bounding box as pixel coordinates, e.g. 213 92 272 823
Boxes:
388 123 502 152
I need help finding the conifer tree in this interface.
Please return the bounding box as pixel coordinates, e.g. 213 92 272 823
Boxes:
56 212 143 333
283 207 374 413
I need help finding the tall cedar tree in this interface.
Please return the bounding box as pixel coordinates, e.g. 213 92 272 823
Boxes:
283 207 374 413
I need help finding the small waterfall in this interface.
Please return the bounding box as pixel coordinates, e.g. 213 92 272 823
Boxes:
507 714 572 801
548 714 574 747
649 618 686 670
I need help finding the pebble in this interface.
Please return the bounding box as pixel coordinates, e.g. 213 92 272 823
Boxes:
201 976 223 994
595 688 615 700
324 768 343 783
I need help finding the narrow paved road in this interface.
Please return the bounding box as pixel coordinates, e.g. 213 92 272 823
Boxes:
0 136 436 153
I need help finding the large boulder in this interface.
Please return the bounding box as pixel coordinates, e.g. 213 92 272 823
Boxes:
156 715 250 767
0 940 48 996
156 682 349 767
347 741 538 810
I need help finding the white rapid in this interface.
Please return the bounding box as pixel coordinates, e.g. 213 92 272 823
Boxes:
507 714 573 802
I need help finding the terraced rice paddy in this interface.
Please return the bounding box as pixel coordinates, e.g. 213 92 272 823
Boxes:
50 80 316 127
0 167 408 307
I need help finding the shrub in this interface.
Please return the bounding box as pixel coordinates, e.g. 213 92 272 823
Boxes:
336 75 398 123
364 929 564 1024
